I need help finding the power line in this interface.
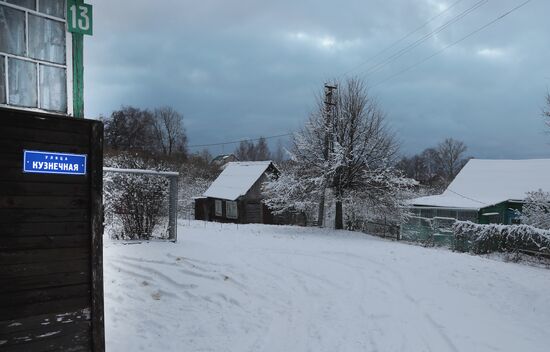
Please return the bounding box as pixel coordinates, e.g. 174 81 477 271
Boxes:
188 0 531 150
371 0 534 88
447 188 488 205
340 0 465 78
358 0 489 78
187 133 293 149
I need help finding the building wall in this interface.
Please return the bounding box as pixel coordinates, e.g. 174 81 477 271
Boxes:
478 201 523 225
194 164 305 226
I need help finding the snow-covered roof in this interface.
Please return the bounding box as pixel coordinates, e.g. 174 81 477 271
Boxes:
203 161 274 201
410 159 550 209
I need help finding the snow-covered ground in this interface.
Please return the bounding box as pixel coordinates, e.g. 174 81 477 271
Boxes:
104 221 550 352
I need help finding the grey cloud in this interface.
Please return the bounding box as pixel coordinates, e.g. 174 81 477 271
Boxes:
84 0 550 158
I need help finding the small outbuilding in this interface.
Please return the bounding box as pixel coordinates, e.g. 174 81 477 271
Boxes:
402 159 550 243
195 161 278 224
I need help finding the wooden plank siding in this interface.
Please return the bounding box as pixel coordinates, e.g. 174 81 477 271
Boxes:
0 108 104 352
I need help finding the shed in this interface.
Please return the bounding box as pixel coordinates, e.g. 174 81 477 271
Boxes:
196 161 278 224
402 159 550 243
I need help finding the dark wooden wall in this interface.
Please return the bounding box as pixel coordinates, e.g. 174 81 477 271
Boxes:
0 108 104 351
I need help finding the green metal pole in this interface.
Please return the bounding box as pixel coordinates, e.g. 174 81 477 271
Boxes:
72 32 84 118
72 0 84 118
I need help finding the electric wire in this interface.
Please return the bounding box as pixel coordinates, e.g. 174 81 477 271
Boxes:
187 133 293 149
371 0 534 88
357 0 489 78
340 0 465 77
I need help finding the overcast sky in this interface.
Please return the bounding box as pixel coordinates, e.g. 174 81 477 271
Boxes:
84 0 550 159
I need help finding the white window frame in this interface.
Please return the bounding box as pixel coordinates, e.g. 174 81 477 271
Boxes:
214 199 223 217
0 0 72 115
226 201 238 219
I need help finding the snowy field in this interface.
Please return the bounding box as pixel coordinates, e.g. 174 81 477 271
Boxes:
104 221 550 352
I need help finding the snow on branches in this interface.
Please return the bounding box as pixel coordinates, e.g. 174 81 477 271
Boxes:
104 153 171 240
262 78 417 229
453 220 550 255
520 189 550 230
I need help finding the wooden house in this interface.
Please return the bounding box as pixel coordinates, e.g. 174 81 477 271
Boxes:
402 159 550 243
195 161 278 224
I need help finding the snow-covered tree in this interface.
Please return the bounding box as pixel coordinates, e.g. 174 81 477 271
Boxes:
262 161 320 222
520 189 550 230
104 153 170 240
264 78 416 229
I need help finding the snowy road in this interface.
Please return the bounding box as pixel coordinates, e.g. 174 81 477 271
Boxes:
104 221 550 352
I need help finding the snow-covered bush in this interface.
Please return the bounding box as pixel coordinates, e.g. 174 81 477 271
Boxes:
176 153 220 218
178 174 212 218
104 153 170 240
519 189 550 230
453 221 550 255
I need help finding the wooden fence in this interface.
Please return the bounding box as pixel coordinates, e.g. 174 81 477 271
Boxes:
0 108 104 351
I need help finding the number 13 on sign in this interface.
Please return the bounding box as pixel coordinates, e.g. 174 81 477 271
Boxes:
67 0 93 36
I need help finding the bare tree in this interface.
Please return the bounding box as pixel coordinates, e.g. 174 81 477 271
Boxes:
234 137 272 161
103 106 156 152
436 138 468 183
152 106 187 157
234 140 255 161
255 137 272 161
273 139 285 162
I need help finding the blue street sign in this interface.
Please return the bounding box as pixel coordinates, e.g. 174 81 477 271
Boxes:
23 150 87 175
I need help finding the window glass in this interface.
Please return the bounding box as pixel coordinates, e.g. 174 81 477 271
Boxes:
8 58 37 108
0 5 26 56
0 56 5 103
6 0 36 10
215 200 223 216
226 201 238 219
40 64 66 112
38 0 65 19
29 15 66 64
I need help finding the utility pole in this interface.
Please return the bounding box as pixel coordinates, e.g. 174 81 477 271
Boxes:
317 83 337 228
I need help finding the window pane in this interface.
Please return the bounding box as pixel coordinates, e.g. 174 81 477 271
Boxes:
6 0 36 10
0 5 26 56
40 64 66 112
8 58 37 108
0 56 5 104
29 15 66 64
39 0 65 19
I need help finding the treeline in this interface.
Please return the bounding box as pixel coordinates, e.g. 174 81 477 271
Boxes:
101 106 217 239
233 138 285 162
103 106 188 158
396 137 470 192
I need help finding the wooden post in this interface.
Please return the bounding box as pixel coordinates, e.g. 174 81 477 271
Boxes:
89 122 105 351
